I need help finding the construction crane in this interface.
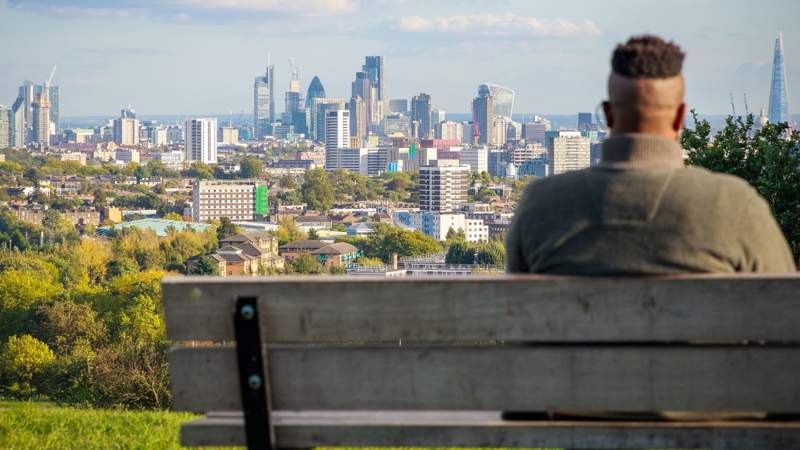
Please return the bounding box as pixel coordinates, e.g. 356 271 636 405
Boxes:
47 65 57 85
743 93 750 117
729 92 737 118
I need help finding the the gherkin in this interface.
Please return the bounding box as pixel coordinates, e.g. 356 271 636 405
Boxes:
768 32 790 124
305 76 326 109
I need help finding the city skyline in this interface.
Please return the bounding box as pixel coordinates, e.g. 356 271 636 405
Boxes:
1 1 799 118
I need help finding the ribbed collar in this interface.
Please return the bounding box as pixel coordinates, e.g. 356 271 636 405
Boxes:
599 133 685 168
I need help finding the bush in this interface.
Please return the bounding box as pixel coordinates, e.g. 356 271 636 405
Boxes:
1 335 56 398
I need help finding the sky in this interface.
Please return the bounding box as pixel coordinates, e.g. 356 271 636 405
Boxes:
1 0 798 118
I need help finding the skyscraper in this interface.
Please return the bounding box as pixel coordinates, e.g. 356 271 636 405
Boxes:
185 118 218 164
312 98 346 142
9 96 25 148
768 32 791 125
114 108 140 146
35 84 59 135
411 93 432 139
549 131 591 175
31 91 50 147
18 81 34 130
578 112 594 131
363 56 385 123
419 160 470 212
324 109 350 158
254 60 275 139
348 96 368 143
472 91 494 145
0 105 9 148
389 99 408 115
284 61 303 125
305 75 326 109
479 83 514 119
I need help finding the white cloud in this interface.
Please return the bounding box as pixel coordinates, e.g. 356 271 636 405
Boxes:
173 0 357 15
395 14 602 38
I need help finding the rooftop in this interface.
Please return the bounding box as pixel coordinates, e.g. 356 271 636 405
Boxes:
97 218 211 237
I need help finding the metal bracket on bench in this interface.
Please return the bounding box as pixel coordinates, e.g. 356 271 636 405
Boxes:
233 296 275 450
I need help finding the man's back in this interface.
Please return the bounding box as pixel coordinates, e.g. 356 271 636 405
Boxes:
506 134 796 275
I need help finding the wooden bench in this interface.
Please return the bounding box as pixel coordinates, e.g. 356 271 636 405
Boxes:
163 274 800 449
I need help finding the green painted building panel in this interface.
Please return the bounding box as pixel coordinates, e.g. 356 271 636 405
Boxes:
255 185 268 215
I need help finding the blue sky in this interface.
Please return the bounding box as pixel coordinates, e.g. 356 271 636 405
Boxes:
1 0 798 117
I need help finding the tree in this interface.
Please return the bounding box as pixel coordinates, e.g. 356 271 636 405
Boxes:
446 240 475 264
215 217 239 241
190 255 220 275
301 168 334 211
290 253 325 274
275 218 306 245
184 161 214 179
361 223 441 262
683 112 800 261
475 240 506 266
1 334 55 398
239 156 262 179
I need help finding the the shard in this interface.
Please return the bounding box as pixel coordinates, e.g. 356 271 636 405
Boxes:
767 32 790 124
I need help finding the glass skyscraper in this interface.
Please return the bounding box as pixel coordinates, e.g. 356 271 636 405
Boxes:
254 62 275 140
305 76 326 109
768 33 790 125
479 83 514 119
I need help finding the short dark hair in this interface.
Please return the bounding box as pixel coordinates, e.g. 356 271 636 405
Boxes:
612 35 685 78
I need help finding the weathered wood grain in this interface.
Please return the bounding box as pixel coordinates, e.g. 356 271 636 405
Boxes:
162 275 800 343
170 345 800 413
180 412 800 448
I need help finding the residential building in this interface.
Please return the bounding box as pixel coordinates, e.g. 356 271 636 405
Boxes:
549 131 590 175
115 148 140 164
254 61 275 139
768 32 791 124
279 239 360 268
512 143 547 166
324 109 349 156
465 218 489 242
411 93 432 139
113 108 140 146
192 179 269 222
295 215 333 232
435 120 463 140
382 113 410 136
472 92 493 145
389 98 407 114
0 105 8 148
220 126 239 145
18 81 34 130
420 138 461 150
185 118 218 164
479 83 515 119
31 91 50 147
60 152 86 165
325 147 383 175
460 146 488 173
431 109 446 126
65 128 95 144
419 159 470 212
152 150 185 170
9 96 25 148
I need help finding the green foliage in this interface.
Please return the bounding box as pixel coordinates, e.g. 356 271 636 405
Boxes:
183 161 214 179
1 335 55 398
275 217 307 246
446 240 475 264
683 112 800 261
355 223 441 262
446 239 505 266
189 255 220 275
301 168 334 211
215 216 240 241
475 239 506 266
289 253 325 274
239 156 262 179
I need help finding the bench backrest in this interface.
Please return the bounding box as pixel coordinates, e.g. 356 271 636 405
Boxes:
164 274 800 414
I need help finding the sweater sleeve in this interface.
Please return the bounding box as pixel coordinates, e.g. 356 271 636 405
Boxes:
741 192 797 273
505 188 532 273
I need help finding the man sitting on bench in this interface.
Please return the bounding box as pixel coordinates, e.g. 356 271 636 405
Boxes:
506 35 796 275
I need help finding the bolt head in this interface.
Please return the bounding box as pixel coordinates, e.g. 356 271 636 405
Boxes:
248 374 262 390
240 304 255 320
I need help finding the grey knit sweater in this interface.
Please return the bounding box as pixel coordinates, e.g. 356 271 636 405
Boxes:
506 133 796 275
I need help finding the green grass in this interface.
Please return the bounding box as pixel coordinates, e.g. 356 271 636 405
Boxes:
0 401 559 450
0 401 204 449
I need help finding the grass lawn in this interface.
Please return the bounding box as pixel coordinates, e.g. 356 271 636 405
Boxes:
0 401 559 449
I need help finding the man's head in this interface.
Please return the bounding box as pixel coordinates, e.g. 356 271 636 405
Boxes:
603 35 686 140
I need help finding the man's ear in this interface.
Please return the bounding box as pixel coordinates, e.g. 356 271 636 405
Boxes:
602 101 614 129
673 102 687 132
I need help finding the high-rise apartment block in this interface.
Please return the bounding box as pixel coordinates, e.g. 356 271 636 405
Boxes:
324 147 385 176
324 109 350 157
192 179 269 222
522 118 551 144
460 146 488 173
435 120 464 141
31 91 50 147
254 62 275 139
0 105 9 148
419 159 470 212
113 110 140 147
9 96 25 148
548 131 590 175
185 118 218 164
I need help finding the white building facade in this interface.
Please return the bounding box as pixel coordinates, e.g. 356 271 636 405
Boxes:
185 118 218 164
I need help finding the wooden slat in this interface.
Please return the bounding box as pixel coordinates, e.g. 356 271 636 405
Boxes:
180 412 800 449
162 275 800 342
170 345 800 413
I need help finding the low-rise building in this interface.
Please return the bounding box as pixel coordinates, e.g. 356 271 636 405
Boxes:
279 239 360 268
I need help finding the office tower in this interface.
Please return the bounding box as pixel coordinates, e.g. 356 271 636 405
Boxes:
324 109 350 158
488 149 510 177
768 32 791 124
9 96 25 148
363 56 385 122
460 147 488 173
507 121 521 142
285 92 302 121
411 93 432 139
292 110 309 136
389 99 407 114
435 120 464 141
492 115 509 146
0 105 8 148
18 81 34 130
152 150 185 170
113 108 140 146
192 179 269 222
185 118 218 164
305 75 326 109
31 91 50 147
549 131 590 175
419 160 470 212
254 60 275 139
479 83 515 119
511 143 547 166
522 118 551 144
472 92 493 145
431 109 446 125
348 96 368 143
578 112 594 131
313 98 346 142
382 113 410 136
